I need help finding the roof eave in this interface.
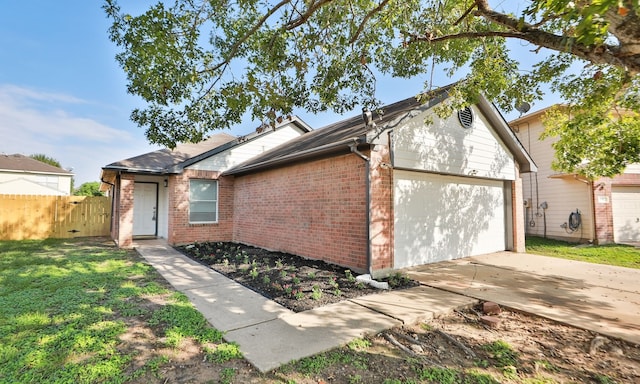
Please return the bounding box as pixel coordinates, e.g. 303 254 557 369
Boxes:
0 168 73 176
100 165 174 175
224 136 369 176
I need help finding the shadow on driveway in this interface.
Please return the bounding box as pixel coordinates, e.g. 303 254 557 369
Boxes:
405 252 640 345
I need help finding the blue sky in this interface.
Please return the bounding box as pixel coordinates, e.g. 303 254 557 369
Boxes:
0 1 559 186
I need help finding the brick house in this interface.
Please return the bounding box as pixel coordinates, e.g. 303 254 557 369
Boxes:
100 117 312 247
101 89 536 276
510 107 640 244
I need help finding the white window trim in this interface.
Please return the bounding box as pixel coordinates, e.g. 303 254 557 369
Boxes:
189 179 219 224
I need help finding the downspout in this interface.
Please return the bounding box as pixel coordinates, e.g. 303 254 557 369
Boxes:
348 139 372 276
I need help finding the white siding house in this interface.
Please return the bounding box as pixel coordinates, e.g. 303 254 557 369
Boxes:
510 107 640 244
0 154 73 196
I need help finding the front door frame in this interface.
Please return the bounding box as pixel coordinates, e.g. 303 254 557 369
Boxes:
133 181 159 238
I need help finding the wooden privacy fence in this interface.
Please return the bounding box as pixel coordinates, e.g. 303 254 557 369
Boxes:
0 195 111 240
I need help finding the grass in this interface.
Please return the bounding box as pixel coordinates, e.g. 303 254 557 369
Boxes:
0 238 240 383
526 236 640 269
2 237 633 383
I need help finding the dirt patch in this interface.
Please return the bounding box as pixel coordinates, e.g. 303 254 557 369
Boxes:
175 242 418 312
124 301 640 383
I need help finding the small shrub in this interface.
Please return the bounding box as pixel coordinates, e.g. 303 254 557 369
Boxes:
311 285 322 300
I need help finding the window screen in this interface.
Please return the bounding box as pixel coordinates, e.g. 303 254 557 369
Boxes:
189 179 218 223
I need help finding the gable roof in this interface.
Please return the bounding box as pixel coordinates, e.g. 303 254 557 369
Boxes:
101 116 313 176
102 133 237 175
226 89 536 175
0 154 72 175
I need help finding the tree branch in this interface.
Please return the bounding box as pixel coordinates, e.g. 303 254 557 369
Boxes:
348 0 391 45
208 0 292 74
472 0 639 75
285 0 336 30
404 30 530 46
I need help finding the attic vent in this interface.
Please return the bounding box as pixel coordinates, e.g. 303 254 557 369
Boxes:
458 107 474 129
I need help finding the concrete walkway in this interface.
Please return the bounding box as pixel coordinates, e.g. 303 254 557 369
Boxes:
133 240 476 372
406 251 640 345
134 240 640 372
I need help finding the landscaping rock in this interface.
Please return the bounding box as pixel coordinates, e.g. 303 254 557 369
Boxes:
480 315 501 328
482 301 502 315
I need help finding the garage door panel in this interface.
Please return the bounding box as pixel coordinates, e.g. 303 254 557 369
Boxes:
394 171 505 268
612 186 640 243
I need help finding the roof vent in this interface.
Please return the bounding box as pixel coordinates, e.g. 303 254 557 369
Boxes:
458 107 474 129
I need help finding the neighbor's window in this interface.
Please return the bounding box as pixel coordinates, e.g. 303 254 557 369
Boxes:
189 179 218 223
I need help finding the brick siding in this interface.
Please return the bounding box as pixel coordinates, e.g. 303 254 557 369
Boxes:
593 172 640 244
168 169 234 245
232 154 370 272
117 174 135 247
369 143 394 273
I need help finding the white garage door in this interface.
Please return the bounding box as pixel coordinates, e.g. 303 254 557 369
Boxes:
612 186 640 243
394 170 506 268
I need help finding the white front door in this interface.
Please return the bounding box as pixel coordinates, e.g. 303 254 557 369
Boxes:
394 170 506 268
133 182 158 237
612 186 640 243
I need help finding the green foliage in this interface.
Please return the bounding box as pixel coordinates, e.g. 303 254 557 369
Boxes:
148 299 224 347
74 181 105 196
347 338 372 351
594 374 619 384
464 370 500 384
526 236 640 269
416 366 461 383
204 342 243 363
104 0 640 177
482 340 518 368
387 272 412 288
311 285 323 300
30 153 61 168
219 367 237 384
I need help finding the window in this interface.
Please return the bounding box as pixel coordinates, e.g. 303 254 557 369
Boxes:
189 179 218 223
36 175 59 189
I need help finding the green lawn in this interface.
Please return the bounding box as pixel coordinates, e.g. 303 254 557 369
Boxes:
0 238 238 384
526 236 640 269
2 236 637 384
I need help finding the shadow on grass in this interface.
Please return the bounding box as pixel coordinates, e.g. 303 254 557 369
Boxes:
0 238 233 383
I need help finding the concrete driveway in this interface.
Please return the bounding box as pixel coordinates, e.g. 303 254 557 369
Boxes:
404 251 640 345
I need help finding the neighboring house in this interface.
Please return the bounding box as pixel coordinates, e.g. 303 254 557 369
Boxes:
510 107 640 244
102 88 536 276
0 154 73 196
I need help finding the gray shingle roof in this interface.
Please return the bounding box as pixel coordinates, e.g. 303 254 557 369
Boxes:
0 154 72 175
102 133 237 174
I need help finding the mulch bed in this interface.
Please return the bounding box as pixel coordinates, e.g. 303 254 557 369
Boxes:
175 242 418 312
